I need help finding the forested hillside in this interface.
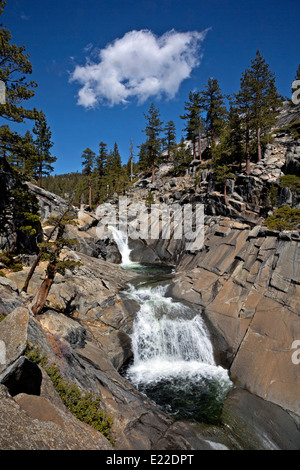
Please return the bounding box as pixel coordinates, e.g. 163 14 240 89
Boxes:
1 0 300 250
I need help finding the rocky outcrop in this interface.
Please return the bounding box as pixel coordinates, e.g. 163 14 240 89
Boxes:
0 308 113 450
27 182 72 221
275 101 300 128
168 217 300 426
273 101 300 177
7 249 137 370
0 384 113 450
0 287 218 450
1 247 222 450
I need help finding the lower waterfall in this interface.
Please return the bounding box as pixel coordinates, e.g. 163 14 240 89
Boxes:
110 227 232 423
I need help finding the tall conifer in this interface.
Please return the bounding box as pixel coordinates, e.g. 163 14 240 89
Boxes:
32 111 56 187
142 103 163 183
180 91 203 161
81 148 95 210
247 50 281 161
200 78 227 152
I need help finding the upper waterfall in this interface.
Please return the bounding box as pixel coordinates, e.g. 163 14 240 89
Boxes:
108 225 133 266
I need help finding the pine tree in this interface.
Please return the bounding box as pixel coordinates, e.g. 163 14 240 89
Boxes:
0 0 38 166
0 0 38 124
214 164 236 206
30 209 79 315
81 147 95 210
247 50 281 161
142 103 163 183
32 111 57 187
200 78 227 153
163 120 177 162
0 157 41 254
137 141 149 174
180 91 203 161
109 142 122 193
0 1 41 254
128 139 135 181
227 104 244 167
235 68 253 174
266 206 300 231
0 126 37 176
95 141 108 202
172 137 191 174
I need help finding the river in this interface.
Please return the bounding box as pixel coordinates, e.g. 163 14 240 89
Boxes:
109 226 232 425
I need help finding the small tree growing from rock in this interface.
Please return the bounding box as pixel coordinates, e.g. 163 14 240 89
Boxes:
145 190 155 207
214 165 236 206
29 210 80 315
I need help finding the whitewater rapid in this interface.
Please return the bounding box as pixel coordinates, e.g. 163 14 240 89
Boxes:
110 226 232 421
124 284 231 390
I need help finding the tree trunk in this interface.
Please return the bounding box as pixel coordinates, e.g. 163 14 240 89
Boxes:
193 140 196 160
22 251 42 292
224 180 228 206
22 206 71 293
31 262 56 315
257 127 262 161
198 128 202 163
152 161 155 183
88 174 92 210
245 134 251 174
130 140 134 181
38 162 42 188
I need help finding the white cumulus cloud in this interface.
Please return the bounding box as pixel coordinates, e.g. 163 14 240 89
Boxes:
70 29 209 108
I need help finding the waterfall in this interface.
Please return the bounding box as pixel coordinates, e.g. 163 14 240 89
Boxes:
108 225 133 266
110 225 232 422
124 283 232 422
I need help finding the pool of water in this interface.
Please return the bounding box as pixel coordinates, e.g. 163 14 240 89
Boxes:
121 262 232 424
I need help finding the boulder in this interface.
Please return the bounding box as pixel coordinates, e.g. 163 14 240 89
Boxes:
27 182 72 221
0 384 113 450
0 307 29 378
39 310 87 348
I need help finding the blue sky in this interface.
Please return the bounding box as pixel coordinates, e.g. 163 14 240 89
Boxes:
3 0 300 174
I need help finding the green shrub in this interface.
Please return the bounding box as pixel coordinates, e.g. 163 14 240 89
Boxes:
266 184 278 208
266 206 300 231
0 252 23 272
25 342 115 444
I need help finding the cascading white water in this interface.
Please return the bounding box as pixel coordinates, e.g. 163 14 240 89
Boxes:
108 225 133 266
125 284 229 383
110 226 232 422
124 283 232 421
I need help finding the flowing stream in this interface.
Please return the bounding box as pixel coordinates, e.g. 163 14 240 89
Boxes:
110 226 232 424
